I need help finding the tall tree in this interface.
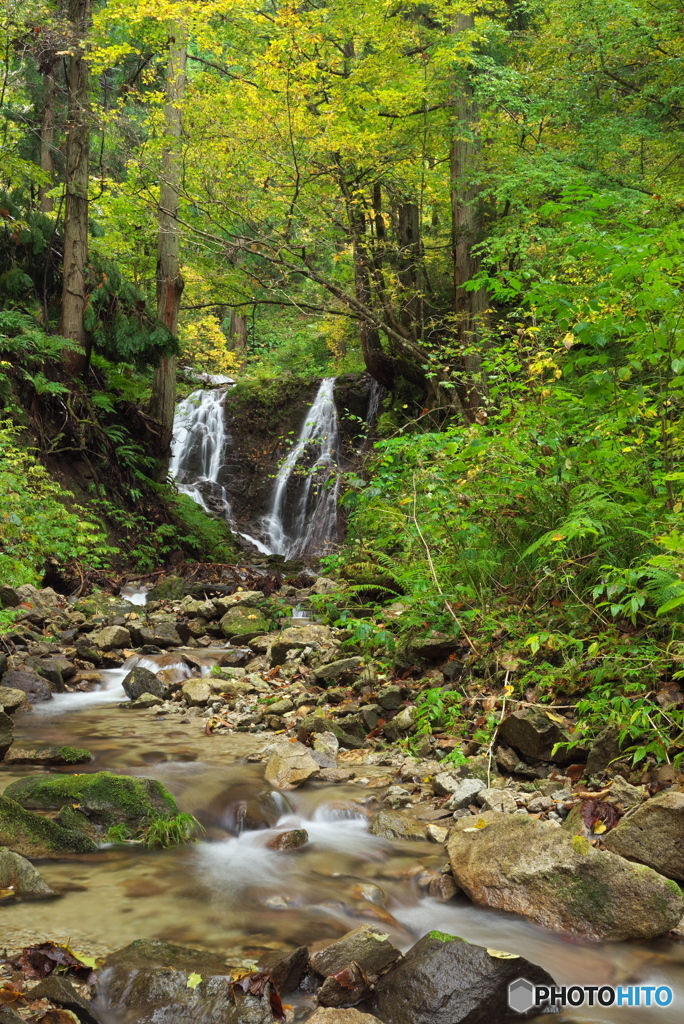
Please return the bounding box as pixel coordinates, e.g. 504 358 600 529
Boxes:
149 25 187 478
60 0 92 373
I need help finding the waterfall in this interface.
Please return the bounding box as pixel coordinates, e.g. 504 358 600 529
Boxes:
262 377 341 559
170 389 230 514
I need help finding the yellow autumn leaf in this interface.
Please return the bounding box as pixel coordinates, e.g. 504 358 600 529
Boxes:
487 949 521 959
593 821 607 834
187 973 203 989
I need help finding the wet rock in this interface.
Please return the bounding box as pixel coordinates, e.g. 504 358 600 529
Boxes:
298 714 365 750
586 725 624 775
264 741 320 790
179 597 219 619
310 924 401 978
89 625 132 651
30 975 103 1024
0 686 27 713
313 658 363 685
4 744 92 765
428 873 460 901
266 828 309 851
99 939 274 1024
5 770 178 829
0 795 97 857
319 768 356 783
182 678 212 706
426 824 449 843
383 705 417 741
26 654 74 689
1 668 52 703
373 931 556 1024
384 786 412 808
316 960 371 1008
447 811 684 940
269 625 334 665
148 575 185 601
312 731 339 769
257 946 309 994
368 810 427 841
138 622 183 648
122 665 167 701
215 591 265 611
306 1011 382 1024
0 845 56 898
0 710 13 759
220 607 271 642
497 708 576 764
603 790 684 881
128 692 164 709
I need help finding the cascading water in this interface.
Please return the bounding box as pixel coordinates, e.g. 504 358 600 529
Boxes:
170 388 231 514
262 376 341 558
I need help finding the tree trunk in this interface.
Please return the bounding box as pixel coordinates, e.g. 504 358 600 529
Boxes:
149 27 187 480
450 12 488 417
397 201 422 337
228 309 248 356
60 0 91 375
39 70 55 213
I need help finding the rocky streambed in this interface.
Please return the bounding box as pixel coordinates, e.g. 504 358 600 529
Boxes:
0 577 683 1022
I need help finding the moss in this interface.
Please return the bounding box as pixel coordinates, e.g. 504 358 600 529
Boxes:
55 745 92 764
571 835 591 855
148 575 185 601
4 771 178 827
426 930 461 943
0 794 97 857
550 870 612 919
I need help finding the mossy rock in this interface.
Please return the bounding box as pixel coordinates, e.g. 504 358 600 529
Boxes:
148 576 185 602
4 771 178 828
0 795 97 858
219 607 271 642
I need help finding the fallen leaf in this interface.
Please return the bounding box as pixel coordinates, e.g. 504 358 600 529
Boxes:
187 972 202 990
487 949 521 959
8 942 93 981
0 982 26 1005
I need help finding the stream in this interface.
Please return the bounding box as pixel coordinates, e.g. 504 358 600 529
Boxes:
2 667 684 1023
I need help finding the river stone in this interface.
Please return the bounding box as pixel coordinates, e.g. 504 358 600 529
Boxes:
298 713 366 750
369 810 427 841
0 686 27 713
99 940 273 1024
256 946 309 994
447 811 684 941
179 597 219 619
4 744 92 765
383 705 417 741
443 778 485 810
89 625 132 651
373 931 556 1024
586 726 623 775
312 731 339 769
138 622 183 648
603 791 684 881
4 770 178 828
29 976 101 1024
26 654 74 689
1 668 52 703
316 960 371 1009
148 575 185 601
0 845 56 898
122 665 167 701
182 678 212 706
0 795 97 857
266 828 309 851
306 1012 382 1024
214 591 264 612
0 710 13 758
269 625 334 665
313 658 363 685
264 741 320 790
310 924 401 978
220 607 271 642
497 708 575 764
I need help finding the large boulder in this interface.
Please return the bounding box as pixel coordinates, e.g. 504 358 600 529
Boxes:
497 708 576 764
373 931 556 1024
148 576 185 601
1 668 52 703
137 622 183 648
4 744 92 765
0 845 56 898
214 591 264 612
122 665 168 701
97 940 274 1024
0 710 13 759
264 742 320 790
89 625 132 651
269 625 334 665
0 686 28 713
447 812 684 941
0 795 97 857
603 791 684 881
220 607 271 643
182 678 212 706
4 771 178 829
310 924 401 978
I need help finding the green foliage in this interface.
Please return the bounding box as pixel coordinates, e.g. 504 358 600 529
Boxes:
0 423 118 584
106 813 204 847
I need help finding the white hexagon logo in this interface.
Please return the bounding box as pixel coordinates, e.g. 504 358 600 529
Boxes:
508 977 536 1014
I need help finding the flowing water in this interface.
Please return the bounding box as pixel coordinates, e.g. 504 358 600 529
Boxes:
263 377 341 559
170 388 231 514
1 678 683 1023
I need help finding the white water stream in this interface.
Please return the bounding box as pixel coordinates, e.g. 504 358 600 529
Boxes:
170 388 231 514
